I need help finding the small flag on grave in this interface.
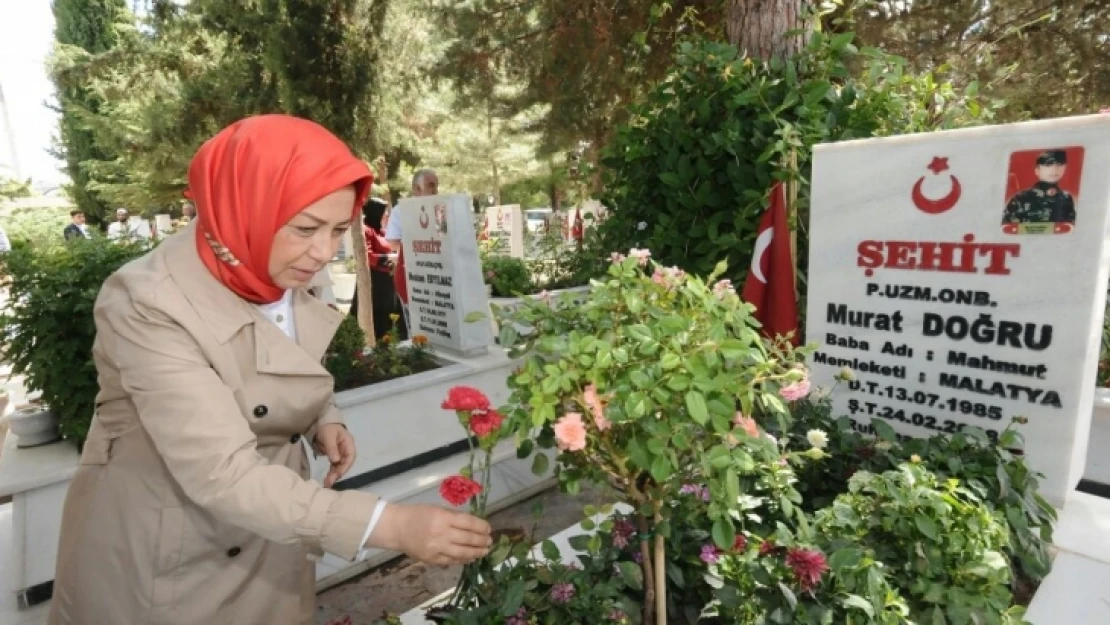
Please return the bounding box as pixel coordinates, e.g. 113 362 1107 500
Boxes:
571 207 584 246
741 182 799 345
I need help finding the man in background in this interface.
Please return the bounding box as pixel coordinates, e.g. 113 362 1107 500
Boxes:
385 168 438 252
384 168 437 336
63 210 90 240
107 208 136 240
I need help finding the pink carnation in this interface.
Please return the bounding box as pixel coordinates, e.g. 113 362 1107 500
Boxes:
554 412 588 451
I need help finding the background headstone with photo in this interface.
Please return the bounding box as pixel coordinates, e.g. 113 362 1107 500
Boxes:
805 114 1110 508
483 204 524 258
398 193 494 357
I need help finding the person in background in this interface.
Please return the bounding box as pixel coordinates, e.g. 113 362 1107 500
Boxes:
349 197 401 340
107 208 140 240
182 201 197 222
384 168 438 253
384 169 437 331
63 209 90 241
47 115 490 625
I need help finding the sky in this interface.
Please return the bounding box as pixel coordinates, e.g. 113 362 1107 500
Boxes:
0 1 65 189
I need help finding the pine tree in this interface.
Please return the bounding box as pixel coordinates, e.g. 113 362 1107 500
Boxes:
51 0 131 225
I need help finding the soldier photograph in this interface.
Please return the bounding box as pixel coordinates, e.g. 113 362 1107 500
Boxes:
1002 149 1078 229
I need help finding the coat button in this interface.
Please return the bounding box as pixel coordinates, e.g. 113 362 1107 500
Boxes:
290 434 301 444
227 546 241 558
253 405 268 418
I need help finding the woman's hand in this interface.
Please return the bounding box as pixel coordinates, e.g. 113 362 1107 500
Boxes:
314 423 356 488
372 503 492 566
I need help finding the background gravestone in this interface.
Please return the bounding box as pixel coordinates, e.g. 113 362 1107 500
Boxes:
805 114 1110 507
397 193 494 357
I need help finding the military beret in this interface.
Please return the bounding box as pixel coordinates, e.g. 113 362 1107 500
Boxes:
1036 150 1067 165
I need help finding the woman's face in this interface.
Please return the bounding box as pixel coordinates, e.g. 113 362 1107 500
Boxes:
269 186 355 289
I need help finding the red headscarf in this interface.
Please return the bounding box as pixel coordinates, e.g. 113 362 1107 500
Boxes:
187 115 373 304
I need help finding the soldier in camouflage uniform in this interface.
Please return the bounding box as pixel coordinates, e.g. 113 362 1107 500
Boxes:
1003 150 1076 224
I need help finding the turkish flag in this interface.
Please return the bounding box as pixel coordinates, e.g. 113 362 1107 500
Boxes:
394 249 408 304
741 182 798 345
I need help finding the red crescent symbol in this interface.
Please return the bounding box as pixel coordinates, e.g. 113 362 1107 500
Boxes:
911 175 961 214
1054 223 1073 234
1002 223 1019 235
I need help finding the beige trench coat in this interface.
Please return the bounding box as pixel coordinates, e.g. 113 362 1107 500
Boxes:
48 225 378 625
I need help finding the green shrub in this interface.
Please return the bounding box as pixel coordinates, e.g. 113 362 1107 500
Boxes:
482 255 533 297
782 398 1056 589
324 313 370 392
815 463 1026 624
4 203 74 246
597 34 995 326
0 236 149 446
324 314 438 392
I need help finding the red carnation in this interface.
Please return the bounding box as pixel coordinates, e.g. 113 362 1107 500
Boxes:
442 386 491 412
785 548 829 592
440 475 483 506
732 535 748 552
469 409 504 438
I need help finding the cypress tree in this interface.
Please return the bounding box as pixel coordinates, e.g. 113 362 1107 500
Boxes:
51 0 130 225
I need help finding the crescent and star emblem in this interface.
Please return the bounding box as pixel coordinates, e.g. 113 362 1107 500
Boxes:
749 227 774 284
419 207 430 229
911 156 961 214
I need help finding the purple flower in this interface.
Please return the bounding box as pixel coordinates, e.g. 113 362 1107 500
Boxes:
700 544 722 564
611 518 636 549
550 582 575 604
632 551 643 563
505 607 529 625
680 483 711 501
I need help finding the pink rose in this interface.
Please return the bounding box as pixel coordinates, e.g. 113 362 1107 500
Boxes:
780 377 811 402
554 412 588 451
733 412 759 438
583 384 611 431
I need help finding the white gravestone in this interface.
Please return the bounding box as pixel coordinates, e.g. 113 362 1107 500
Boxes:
484 204 525 258
399 193 495 357
805 114 1110 507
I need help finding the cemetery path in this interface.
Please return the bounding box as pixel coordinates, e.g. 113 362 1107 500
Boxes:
314 485 611 625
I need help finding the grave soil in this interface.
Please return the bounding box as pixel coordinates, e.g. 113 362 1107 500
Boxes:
314 484 612 624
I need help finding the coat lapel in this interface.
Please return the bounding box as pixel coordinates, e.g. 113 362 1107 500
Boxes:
253 290 342 377
164 222 344 378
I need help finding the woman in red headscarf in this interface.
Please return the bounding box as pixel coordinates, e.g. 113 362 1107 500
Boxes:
47 115 491 625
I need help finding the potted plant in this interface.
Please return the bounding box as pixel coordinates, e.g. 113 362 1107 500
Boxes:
0 236 148 448
8 401 61 447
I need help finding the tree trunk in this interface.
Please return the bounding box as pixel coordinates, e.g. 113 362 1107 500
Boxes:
487 105 502 206
725 0 808 61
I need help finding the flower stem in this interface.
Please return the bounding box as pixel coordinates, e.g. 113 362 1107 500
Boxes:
636 512 655 625
653 503 666 625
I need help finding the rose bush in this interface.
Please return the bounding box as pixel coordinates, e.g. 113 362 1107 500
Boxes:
494 250 820 624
